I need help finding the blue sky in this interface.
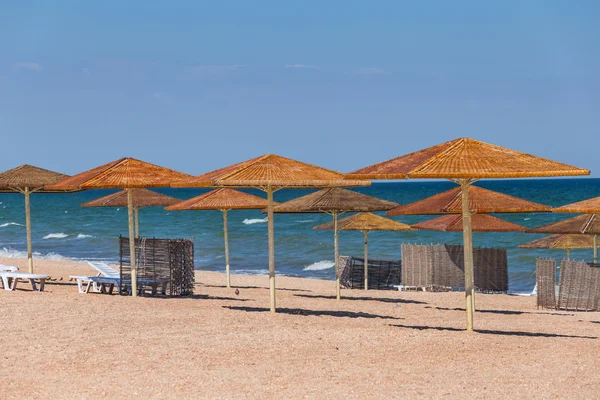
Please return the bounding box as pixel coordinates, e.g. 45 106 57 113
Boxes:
1 1 598 176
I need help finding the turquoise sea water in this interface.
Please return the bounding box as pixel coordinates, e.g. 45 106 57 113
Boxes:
0 178 598 292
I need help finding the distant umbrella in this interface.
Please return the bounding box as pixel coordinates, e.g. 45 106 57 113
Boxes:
313 212 413 290
273 188 397 299
412 214 527 232
0 165 72 272
166 188 275 288
518 234 594 259
81 188 180 238
173 154 370 312
46 158 192 297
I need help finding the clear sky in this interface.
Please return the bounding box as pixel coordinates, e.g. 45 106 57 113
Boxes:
1 1 598 176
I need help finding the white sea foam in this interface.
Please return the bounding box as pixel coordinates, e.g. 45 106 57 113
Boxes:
43 233 69 240
303 260 335 271
235 268 270 276
524 218 531 221
242 217 268 225
0 222 24 228
0 247 73 261
296 219 315 223
76 234 93 239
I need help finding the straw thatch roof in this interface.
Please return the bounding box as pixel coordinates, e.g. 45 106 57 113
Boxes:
45 158 192 190
518 234 594 250
273 188 397 214
413 214 527 232
387 185 550 215
173 154 370 188
528 214 600 235
554 196 600 213
0 165 70 191
81 189 180 208
166 188 273 211
313 212 413 232
348 138 590 179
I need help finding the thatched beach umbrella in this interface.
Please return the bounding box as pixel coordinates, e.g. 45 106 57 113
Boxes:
518 234 594 259
313 212 413 290
528 214 600 262
172 154 370 312
166 188 274 288
388 185 551 215
81 188 180 238
273 188 397 299
348 138 589 331
0 165 70 272
46 158 192 297
413 214 527 232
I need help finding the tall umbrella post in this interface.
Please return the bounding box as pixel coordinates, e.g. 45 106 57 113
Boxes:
134 207 140 238
363 231 369 290
267 186 276 312
24 187 33 273
460 179 475 331
223 209 231 288
594 235 598 263
333 211 341 300
127 189 138 297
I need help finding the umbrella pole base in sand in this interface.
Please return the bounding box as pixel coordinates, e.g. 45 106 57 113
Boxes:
24 187 34 273
127 189 138 297
363 231 369 290
223 210 231 288
333 212 341 300
267 187 276 312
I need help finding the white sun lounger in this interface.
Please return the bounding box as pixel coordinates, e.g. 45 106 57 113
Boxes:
0 265 19 272
72 262 168 295
0 272 48 292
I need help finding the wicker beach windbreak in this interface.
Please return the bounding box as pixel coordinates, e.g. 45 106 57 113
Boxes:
0 164 72 272
166 188 275 288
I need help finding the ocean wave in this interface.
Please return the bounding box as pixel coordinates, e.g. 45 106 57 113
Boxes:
235 268 270 276
296 219 315 223
76 234 93 239
303 260 335 271
0 222 24 228
242 217 268 225
43 233 69 240
0 247 74 261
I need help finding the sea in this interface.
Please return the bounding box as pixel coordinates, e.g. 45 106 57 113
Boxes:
0 178 598 293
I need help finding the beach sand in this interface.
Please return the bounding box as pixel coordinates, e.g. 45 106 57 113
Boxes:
1 257 599 399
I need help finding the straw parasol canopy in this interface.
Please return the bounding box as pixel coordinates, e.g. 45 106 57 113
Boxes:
518 234 594 259
412 214 527 232
388 185 551 215
348 138 589 331
166 188 274 288
528 214 600 262
272 188 397 299
46 158 192 297
553 196 600 214
0 165 71 272
173 154 370 312
81 188 180 238
314 212 413 290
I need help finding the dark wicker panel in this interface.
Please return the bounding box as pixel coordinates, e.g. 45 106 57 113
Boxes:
557 260 600 311
339 256 401 290
536 258 557 309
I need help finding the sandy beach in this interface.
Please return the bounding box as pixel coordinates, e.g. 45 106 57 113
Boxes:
1 257 599 399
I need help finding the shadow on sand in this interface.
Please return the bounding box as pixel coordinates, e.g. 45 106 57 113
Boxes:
389 323 596 339
200 284 312 293
294 294 427 305
425 306 574 317
223 306 403 320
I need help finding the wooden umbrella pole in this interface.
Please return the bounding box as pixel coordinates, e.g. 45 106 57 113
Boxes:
127 189 138 297
460 179 475 332
24 187 33 273
333 212 340 300
134 207 140 238
267 186 276 312
594 235 598 263
363 231 369 290
567 248 571 260
223 210 231 288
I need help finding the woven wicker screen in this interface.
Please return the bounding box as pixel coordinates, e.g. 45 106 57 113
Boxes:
400 244 508 292
536 258 557 310
338 256 401 290
557 260 600 311
119 236 195 296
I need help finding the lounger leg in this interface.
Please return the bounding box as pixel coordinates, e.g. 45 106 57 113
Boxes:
38 279 45 292
10 277 19 291
108 284 114 295
85 280 93 294
30 278 38 291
